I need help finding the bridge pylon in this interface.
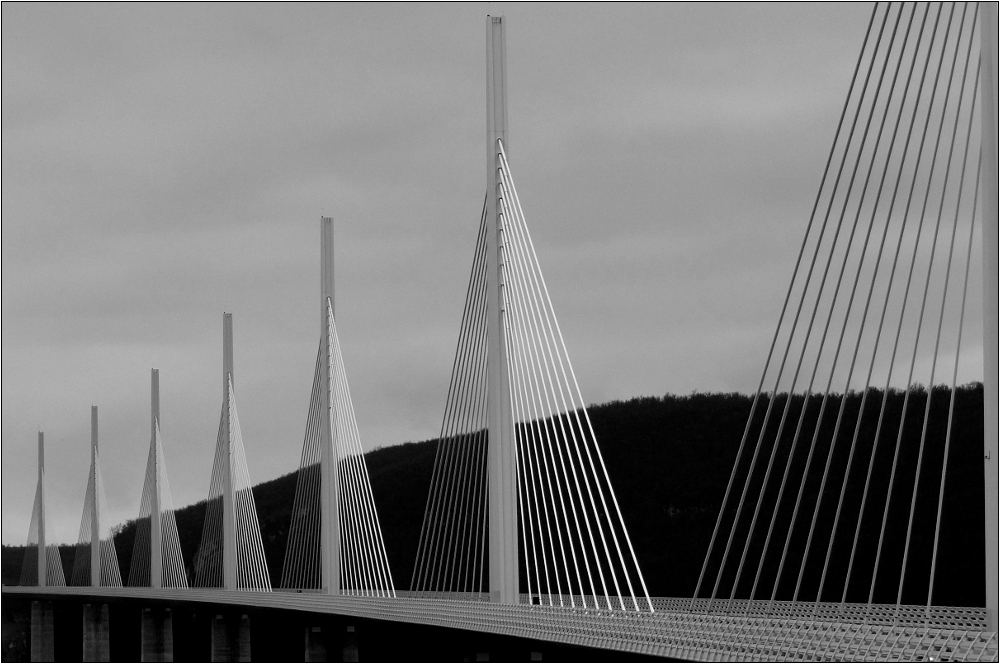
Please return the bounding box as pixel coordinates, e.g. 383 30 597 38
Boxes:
412 15 651 612
20 433 65 587
128 369 187 587
280 217 394 596
318 216 341 595
193 313 271 590
70 406 122 586
281 217 395 597
485 14 519 606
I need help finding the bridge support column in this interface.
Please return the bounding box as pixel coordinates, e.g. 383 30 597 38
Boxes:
36 435 47 588
82 603 110 662
485 12 519 606
222 314 238 591
140 607 173 663
319 217 341 596
29 600 53 663
304 625 326 662
210 613 250 663
342 625 358 663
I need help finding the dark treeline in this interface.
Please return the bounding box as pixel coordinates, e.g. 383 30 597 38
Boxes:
2 386 985 606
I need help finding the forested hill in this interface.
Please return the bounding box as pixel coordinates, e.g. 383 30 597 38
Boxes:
2 386 985 606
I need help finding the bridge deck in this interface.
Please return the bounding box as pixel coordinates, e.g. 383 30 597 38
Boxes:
4 587 996 662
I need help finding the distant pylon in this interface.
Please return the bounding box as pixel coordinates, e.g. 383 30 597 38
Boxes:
280 217 395 596
128 369 188 587
193 313 271 590
20 433 65 587
70 407 122 586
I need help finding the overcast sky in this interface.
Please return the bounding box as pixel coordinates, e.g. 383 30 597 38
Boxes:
1 3 897 545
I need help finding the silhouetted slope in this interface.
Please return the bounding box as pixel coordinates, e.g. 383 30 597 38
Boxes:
2 386 984 607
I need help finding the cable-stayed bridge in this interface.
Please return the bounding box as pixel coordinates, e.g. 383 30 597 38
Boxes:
4 4 998 661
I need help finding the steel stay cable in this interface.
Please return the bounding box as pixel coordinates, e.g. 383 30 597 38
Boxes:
893 41 979 616
291 361 319 588
727 0 907 612
498 268 542 605
329 325 377 594
863 2 958 614
421 215 488 591
688 0 883 612
512 285 574 605
499 166 631 613
302 359 325 588
304 352 324 588
506 320 542 604
461 287 490 593
240 411 271 590
498 163 613 609
927 158 979 613
412 201 487 590
501 149 655 612
332 318 397 596
498 173 596 606
198 406 228 586
804 0 941 608
302 348 325 588
283 346 323 587
330 329 380 597
324 310 358 594
794 7 934 607
198 411 222 585
442 214 490 592
766 0 912 608
436 244 488 592
461 259 490 592
444 286 489 593
830 0 945 610
434 230 490 592
230 390 269 589
235 401 270 590
339 358 389 597
130 444 154 585
156 425 187 587
747 0 902 612
232 408 256 588
500 148 647 610
333 368 368 594
499 206 569 605
499 190 580 603
450 331 483 594
498 179 590 604
473 353 490 593
498 250 550 605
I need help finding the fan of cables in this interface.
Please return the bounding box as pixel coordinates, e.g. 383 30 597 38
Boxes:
694 1 985 622
128 419 187 588
70 414 122 587
281 301 395 596
413 143 653 612
194 374 271 590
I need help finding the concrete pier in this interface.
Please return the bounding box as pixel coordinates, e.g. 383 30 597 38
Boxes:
140 606 173 662
29 600 54 663
82 603 110 662
210 613 250 663
342 624 358 663
304 625 326 662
